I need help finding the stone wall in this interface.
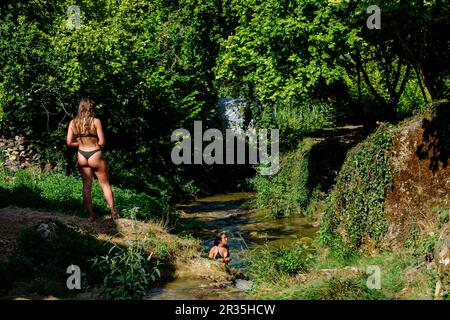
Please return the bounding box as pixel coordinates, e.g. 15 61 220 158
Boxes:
0 136 40 171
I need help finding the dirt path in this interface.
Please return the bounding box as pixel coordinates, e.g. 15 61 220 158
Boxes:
0 206 166 264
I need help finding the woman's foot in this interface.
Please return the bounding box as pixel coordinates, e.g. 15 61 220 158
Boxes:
110 209 118 220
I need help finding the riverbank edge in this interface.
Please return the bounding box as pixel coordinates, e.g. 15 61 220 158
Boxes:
0 205 233 300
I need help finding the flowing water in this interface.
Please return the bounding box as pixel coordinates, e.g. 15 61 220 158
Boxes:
146 193 316 300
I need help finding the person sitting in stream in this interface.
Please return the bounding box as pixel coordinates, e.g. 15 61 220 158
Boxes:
209 232 231 263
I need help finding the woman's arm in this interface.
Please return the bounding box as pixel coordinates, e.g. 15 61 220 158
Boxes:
66 120 79 147
223 248 231 262
209 246 217 259
95 118 106 147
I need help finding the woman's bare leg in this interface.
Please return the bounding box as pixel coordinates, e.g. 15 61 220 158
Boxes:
79 165 95 221
89 152 117 219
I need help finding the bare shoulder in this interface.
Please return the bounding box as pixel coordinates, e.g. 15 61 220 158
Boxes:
94 118 103 128
209 245 218 254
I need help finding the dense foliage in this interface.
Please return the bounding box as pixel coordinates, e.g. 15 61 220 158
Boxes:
251 138 322 217
7 219 106 296
0 0 229 194
318 125 394 251
1 1 448 194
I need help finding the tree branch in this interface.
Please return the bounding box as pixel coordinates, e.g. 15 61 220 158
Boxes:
392 64 412 107
355 53 387 107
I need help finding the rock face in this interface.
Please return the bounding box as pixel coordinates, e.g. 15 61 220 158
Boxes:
0 136 39 171
435 224 450 299
384 103 450 248
380 103 450 299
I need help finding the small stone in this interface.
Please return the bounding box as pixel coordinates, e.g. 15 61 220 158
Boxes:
442 258 450 266
435 280 442 300
427 262 437 271
295 274 308 283
439 247 448 258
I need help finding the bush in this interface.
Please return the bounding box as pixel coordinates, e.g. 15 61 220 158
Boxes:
0 0 222 196
8 219 105 297
273 246 313 275
251 138 321 217
302 275 387 300
396 78 429 119
275 100 336 150
404 224 439 260
91 238 161 300
244 242 315 285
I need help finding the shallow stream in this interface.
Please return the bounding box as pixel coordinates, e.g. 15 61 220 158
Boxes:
146 193 316 300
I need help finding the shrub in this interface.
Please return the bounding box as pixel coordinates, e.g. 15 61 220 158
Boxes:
91 239 161 300
251 138 321 217
275 100 336 150
244 242 315 285
8 219 105 297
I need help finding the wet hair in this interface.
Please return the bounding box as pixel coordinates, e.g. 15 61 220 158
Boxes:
73 98 95 136
213 232 228 246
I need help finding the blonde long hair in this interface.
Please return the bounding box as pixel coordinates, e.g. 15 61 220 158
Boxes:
73 98 95 135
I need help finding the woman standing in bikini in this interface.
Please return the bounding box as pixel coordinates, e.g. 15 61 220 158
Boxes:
66 98 117 222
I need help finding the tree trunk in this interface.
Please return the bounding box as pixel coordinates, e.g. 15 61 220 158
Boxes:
244 82 254 128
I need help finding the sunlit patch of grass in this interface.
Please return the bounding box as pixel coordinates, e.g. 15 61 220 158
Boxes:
246 245 436 300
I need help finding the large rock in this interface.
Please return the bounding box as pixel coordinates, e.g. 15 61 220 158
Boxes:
435 224 450 299
384 102 450 248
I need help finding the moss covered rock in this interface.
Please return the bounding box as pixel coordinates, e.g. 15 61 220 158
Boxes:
319 102 450 254
319 124 393 252
435 224 450 299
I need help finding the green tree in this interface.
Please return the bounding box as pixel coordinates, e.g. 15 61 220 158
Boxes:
0 0 227 193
